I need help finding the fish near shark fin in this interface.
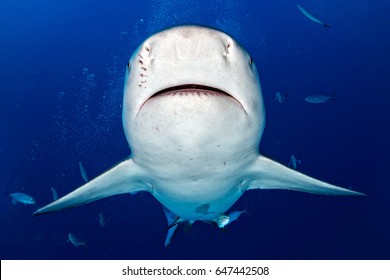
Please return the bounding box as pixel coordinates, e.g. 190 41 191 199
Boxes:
33 157 150 216
244 155 365 196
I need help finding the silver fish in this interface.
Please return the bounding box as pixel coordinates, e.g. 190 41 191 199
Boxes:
216 214 230 228
9 192 36 205
50 187 58 201
298 5 330 30
216 209 248 229
288 155 301 170
78 161 89 182
67 233 86 248
305 93 337 104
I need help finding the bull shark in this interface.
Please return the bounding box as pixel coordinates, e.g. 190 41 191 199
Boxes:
33 25 364 245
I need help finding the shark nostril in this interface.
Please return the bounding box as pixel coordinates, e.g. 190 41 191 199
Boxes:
223 42 231 57
226 42 230 54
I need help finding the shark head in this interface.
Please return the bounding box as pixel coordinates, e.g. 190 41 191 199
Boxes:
123 26 265 172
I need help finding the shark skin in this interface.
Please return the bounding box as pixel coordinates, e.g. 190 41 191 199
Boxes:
33 26 364 242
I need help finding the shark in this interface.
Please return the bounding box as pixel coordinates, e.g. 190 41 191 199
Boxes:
33 25 364 245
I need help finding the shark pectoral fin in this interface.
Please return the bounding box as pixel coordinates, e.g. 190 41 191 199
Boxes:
33 157 150 216
245 155 365 196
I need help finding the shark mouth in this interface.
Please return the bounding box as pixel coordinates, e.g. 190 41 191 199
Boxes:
142 84 246 113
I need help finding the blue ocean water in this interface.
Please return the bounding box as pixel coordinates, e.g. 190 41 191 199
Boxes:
0 0 389 260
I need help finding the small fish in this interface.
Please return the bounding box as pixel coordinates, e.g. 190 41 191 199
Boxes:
67 233 87 248
50 187 58 201
216 214 230 228
9 192 36 205
297 5 330 31
305 92 337 104
216 208 248 229
288 155 301 170
79 161 89 182
96 213 108 227
273 91 287 104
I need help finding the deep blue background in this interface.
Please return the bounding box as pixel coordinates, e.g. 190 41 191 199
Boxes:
1 0 389 259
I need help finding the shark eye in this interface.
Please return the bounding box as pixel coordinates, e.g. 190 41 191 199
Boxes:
249 56 254 65
127 61 131 69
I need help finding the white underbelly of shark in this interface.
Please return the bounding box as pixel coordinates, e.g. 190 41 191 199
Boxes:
33 25 364 246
